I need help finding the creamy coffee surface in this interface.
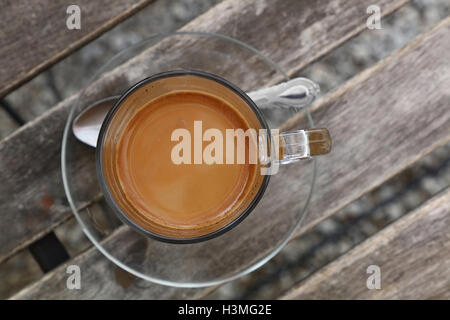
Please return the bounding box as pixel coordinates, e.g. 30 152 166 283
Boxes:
116 91 260 231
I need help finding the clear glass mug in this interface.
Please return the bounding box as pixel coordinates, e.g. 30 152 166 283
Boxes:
96 69 331 244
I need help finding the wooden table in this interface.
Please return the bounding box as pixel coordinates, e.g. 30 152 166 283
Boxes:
0 0 449 299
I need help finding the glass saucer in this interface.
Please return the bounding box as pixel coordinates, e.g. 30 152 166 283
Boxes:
61 32 316 287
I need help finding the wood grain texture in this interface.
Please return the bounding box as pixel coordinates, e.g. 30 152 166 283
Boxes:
281 188 450 300
0 107 19 140
11 225 216 300
289 17 450 237
180 0 410 87
0 0 155 98
11 14 450 300
0 0 408 265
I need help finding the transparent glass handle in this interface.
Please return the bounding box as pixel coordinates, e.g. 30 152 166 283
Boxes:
258 128 332 175
278 128 332 164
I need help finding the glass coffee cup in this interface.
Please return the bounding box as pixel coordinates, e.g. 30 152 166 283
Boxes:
63 31 330 286
97 70 331 243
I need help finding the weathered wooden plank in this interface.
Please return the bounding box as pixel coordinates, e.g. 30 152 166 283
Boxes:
287 17 450 235
11 225 217 300
0 0 408 265
11 14 450 300
0 0 156 98
281 187 450 300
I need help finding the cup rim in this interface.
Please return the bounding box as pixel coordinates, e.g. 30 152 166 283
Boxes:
96 69 271 244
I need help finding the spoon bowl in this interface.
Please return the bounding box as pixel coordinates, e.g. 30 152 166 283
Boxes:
72 96 119 147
